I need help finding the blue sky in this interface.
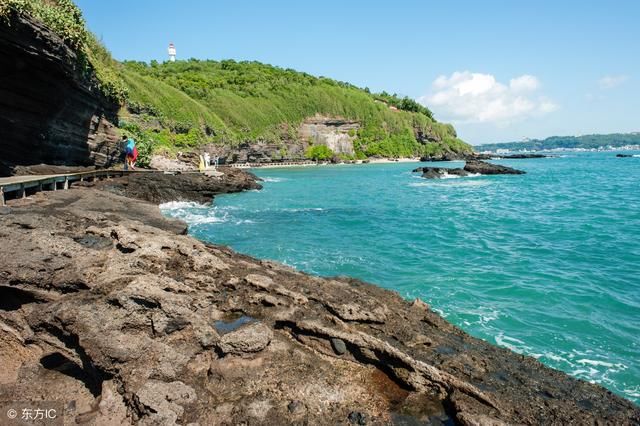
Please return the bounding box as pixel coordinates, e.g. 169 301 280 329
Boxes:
76 0 639 145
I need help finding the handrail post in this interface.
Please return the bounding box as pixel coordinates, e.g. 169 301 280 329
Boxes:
64 177 69 190
0 186 4 206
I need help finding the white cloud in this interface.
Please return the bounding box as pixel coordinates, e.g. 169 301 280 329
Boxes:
598 75 628 89
509 75 540 92
419 71 557 124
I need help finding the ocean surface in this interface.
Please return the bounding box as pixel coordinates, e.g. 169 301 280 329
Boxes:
162 152 640 403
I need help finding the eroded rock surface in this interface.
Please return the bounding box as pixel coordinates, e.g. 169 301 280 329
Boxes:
0 185 638 425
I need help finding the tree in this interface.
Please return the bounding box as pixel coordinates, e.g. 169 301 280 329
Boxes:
305 145 334 161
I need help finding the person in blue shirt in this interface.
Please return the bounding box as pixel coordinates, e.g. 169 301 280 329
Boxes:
122 136 137 170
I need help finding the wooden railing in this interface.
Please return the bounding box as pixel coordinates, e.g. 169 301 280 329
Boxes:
0 169 158 206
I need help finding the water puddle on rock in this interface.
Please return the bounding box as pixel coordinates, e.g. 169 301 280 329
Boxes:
213 313 256 335
368 369 454 425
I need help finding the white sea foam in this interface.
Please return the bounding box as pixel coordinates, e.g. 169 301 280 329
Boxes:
261 177 288 183
409 179 490 188
440 172 461 179
633 154 640 158
495 332 543 359
159 202 229 225
159 201 207 210
576 359 627 370
282 207 325 212
234 219 256 224
496 333 525 345
624 386 640 398
187 214 228 224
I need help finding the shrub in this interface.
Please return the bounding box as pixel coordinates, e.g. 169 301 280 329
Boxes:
305 145 334 161
119 123 156 168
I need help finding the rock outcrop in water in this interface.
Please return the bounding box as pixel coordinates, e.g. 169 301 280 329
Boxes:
412 167 471 179
0 174 638 425
413 160 525 179
463 160 525 175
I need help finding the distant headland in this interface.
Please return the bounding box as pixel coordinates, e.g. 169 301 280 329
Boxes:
477 132 640 153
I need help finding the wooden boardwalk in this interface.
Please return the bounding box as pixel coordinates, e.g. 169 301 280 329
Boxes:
0 169 156 206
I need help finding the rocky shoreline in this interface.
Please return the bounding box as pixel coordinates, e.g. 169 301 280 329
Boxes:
1 170 638 425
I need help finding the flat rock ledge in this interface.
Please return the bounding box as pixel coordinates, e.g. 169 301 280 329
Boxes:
0 179 638 425
413 160 525 179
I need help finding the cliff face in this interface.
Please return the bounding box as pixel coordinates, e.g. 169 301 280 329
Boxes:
298 116 359 156
0 12 120 176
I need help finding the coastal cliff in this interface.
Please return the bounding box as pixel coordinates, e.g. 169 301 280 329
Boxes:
0 175 638 425
0 11 120 177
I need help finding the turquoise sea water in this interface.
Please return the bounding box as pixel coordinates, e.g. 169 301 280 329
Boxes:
162 152 640 403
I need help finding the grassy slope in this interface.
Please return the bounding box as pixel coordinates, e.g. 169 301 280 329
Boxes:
121 60 472 158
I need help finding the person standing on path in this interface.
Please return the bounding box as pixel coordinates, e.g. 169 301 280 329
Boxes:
122 136 137 170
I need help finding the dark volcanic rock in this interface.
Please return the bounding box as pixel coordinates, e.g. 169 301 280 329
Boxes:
331 338 348 355
470 153 493 160
0 13 120 177
92 167 262 204
463 160 525 175
473 153 549 160
411 160 524 178
419 153 464 162
12 164 97 176
348 411 367 425
497 153 548 159
0 177 638 424
413 167 469 179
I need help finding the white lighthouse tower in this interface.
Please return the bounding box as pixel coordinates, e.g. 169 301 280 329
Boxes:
168 43 176 62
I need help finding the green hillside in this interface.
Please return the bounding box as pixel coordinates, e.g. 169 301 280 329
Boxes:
3 0 472 160
120 60 471 159
478 133 640 152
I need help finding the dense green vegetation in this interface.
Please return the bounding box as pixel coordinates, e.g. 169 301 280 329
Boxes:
373 91 434 119
120 59 472 158
478 133 640 152
5 0 473 160
305 145 334 161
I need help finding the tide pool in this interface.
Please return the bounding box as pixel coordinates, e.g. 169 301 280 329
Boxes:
162 152 640 403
